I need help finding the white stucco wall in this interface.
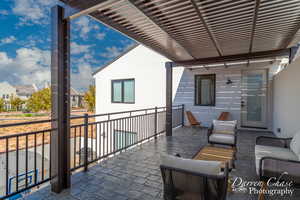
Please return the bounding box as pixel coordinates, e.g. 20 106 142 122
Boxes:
94 45 184 114
273 58 300 137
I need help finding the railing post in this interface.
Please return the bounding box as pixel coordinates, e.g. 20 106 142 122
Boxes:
181 104 185 127
154 107 158 139
84 114 89 171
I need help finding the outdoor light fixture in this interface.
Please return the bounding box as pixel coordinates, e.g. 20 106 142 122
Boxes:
226 78 233 85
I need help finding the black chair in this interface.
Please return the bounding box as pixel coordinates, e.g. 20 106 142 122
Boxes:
160 154 229 200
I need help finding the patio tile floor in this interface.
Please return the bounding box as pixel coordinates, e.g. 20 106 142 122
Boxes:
25 127 300 200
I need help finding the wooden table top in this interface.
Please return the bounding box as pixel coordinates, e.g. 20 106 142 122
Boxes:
193 146 236 169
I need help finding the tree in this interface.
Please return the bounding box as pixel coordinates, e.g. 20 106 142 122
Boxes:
0 98 5 112
27 88 51 112
84 85 95 112
9 95 24 111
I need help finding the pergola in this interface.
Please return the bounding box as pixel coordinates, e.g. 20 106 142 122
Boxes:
51 0 300 193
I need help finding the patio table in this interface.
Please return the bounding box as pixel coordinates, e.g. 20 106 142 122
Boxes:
193 145 236 170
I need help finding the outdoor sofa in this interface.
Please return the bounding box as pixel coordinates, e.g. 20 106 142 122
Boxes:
255 130 300 186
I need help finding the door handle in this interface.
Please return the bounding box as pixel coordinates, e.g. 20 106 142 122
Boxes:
241 101 245 107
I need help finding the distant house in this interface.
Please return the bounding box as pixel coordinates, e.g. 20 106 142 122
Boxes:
70 88 84 108
15 84 38 100
43 83 85 108
0 82 17 110
0 83 38 111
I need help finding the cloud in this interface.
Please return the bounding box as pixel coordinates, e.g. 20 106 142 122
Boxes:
0 36 16 45
0 10 9 15
100 46 123 58
95 32 106 40
73 16 99 39
71 42 92 55
12 0 57 25
0 47 94 90
71 63 94 90
0 48 51 86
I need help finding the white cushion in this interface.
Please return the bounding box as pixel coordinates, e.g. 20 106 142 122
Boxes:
213 120 237 134
209 133 235 145
160 154 222 175
290 130 300 159
255 145 299 175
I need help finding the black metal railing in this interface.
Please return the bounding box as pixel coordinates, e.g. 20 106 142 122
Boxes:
0 105 184 199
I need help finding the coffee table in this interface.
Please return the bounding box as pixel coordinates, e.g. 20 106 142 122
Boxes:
193 145 236 170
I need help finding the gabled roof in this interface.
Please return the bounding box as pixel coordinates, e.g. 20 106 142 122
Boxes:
15 84 37 96
92 43 139 76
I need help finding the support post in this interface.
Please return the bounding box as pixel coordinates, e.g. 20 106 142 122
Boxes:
154 107 158 139
165 62 173 136
50 5 70 193
181 104 185 127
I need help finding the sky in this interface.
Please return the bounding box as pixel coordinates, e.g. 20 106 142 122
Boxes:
0 0 135 91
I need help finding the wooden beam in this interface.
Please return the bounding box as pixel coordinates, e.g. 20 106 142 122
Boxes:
190 0 222 56
89 11 178 61
249 0 261 53
51 5 71 193
190 0 229 67
247 0 261 67
125 0 197 59
174 49 291 67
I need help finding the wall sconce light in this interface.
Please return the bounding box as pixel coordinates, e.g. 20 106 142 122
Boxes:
226 78 233 85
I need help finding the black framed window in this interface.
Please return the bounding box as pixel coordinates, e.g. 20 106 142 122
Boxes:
111 79 135 103
195 74 216 106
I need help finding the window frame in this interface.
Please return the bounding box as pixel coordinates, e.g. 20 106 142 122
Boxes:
111 79 135 104
194 74 216 106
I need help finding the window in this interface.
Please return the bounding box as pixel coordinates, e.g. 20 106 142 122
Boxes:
114 130 137 150
195 74 216 106
2 94 5 99
111 79 135 103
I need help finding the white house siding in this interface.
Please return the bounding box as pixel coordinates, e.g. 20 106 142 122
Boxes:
273 58 300 137
174 62 280 129
93 45 184 114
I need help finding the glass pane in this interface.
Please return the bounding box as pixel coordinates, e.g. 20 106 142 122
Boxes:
195 75 215 105
201 79 213 105
124 80 134 103
112 81 122 102
246 74 263 121
114 131 136 150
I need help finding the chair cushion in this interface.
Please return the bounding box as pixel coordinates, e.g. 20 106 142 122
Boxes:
290 130 300 159
160 154 222 175
213 120 237 134
255 145 299 175
209 133 235 145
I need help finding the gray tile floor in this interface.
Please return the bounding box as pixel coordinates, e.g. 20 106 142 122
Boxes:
25 127 300 200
